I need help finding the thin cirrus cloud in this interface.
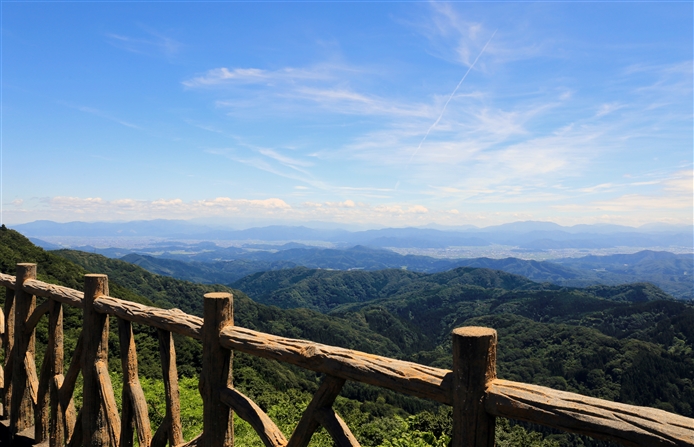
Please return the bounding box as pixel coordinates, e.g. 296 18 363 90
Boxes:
7 196 447 226
182 66 339 87
173 3 690 225
106 27 181 58
60 102 141 129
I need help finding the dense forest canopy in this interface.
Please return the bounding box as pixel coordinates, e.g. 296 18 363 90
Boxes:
1 226 692 446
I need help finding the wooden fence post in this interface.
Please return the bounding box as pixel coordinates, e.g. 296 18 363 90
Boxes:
158 328 183 447
10 263 37 434
201 292 234 447
48 297 65 447
2 286 15 419
451 327 497 447
118 318 152 447
82 274 120 446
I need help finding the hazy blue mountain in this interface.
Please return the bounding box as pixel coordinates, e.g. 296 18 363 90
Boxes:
15 219 210 237
28 237 62 250
120 252 297 283
15 219 694 249
80 245 693 299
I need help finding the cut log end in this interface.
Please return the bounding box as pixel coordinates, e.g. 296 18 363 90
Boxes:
204 292 233 300
451 327 497 338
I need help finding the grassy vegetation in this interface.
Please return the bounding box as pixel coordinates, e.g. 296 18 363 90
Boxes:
2 225 692 446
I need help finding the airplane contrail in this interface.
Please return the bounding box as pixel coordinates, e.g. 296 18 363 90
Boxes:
407 29 498 167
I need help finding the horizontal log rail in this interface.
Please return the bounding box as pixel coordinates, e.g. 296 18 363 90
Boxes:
0 266 692 447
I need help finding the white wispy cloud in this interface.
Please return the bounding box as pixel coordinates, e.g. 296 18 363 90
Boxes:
5 196 466 227
62 103 141 129
182 64 351 88
106 27 182 58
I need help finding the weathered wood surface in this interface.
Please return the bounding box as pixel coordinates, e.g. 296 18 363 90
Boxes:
158 329 184 447
0 291 5 407
220 387 287 447
60 333 82 412
82 274 120 446
11 263 37 433
35 345 51 442
93 295 203 340
486 379 694 447
48 298 66 447
50 375 68 447
25 299 49 335
314 407 360 447
96 360 121 445
118 318 152 447
151 415 171 447
201 292 234 447
0 273 15 289
2 286 14 416
67 409 83 447
452 327 496 447
220 325 454 405
24 279 84 308
287 375 346 447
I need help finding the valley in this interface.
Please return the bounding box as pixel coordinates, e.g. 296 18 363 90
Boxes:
1 225 692 446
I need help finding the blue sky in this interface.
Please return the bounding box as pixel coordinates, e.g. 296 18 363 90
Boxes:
2 1 692 228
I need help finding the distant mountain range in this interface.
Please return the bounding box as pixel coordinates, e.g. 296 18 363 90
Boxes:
14 219 694 249
15 219 694 299
48 246 693 299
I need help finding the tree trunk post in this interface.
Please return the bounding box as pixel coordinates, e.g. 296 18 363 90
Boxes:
10 263 37 433
82 274 115 446
158 329 183 447
451 326 497 447
118 317 151 447
201 292 234 447
2 286 15 419
48 298 65 447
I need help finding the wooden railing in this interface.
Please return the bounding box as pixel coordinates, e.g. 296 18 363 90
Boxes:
0 263 692 447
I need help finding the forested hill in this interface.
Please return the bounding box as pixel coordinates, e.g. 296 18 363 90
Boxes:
107 245 692 299
230 266 671 313
3 227 694 446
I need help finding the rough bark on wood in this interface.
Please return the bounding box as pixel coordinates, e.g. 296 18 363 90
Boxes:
158 328 184 447
313 407 360 447
120 388 134 447
118 318 151 447
23 279 84 308
0 273 16 289
94 296 202 339
151 415 171 447
2 286 14 418
219 325 454 405
35 344 51 442
50 374 67 447
67 409 83 447
10 263 37 433
0 273 85 308
48 298 66 447
24 351 39 404
0 294 4 408
82 274 115 446
287 375 345 447
220 387 287 447
95 360 121 446
486 379 694 447
451 327 496 447
60 332 83 412
201 292 234 447
25 299 49 335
